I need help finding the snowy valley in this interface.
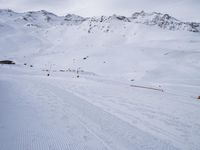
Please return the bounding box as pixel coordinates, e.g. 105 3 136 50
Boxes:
0 9 200 150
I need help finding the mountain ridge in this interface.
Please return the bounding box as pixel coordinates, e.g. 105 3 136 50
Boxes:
0 9 200 33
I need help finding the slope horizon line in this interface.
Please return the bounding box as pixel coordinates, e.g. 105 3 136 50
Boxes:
1 8 198 23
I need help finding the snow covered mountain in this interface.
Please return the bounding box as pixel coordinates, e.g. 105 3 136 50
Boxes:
0 9 199 32
1 9 200 75
0 8 200 79
131 11 200 32
0 9 200 150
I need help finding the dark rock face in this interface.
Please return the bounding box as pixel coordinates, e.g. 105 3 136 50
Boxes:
64 14 85 22
0 60 15 64
114 15 131 22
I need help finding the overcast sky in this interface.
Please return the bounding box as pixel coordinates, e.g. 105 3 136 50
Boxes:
0 0 200 21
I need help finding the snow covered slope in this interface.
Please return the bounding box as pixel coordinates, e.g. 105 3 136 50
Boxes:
0 9 200 150
1 9 200 78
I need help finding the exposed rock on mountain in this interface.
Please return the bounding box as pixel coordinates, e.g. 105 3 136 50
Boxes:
0 9 199 32
131 11 200 32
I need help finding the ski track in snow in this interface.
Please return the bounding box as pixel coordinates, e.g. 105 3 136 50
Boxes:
0 74 179 150
0 71 200 150
49 76 200 150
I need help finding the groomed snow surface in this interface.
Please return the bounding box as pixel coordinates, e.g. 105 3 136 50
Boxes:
1 9 200 150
